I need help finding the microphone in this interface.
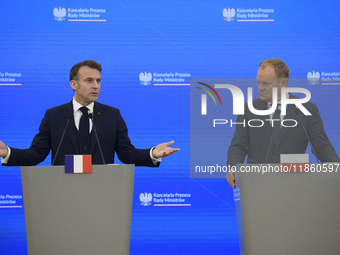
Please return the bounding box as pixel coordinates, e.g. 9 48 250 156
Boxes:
295 108 320 163
52 114 72 166
89 113 106 165
265 109 281 163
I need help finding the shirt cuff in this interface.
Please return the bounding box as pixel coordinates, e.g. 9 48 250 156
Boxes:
1 147 11 164
150 147 161 165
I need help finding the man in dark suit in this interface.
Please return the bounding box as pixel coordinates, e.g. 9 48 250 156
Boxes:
227 58 339 188
0 60 179 166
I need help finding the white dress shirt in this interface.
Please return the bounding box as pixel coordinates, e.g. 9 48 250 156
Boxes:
2 98 160 164
73 98 94 132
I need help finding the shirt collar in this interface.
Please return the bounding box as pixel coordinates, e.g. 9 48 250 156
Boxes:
72 98 94 113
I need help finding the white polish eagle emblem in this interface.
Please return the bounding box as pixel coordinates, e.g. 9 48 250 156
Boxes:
140 192 152 206
307 71 320 85
54 7 66 21
139 72 152 86
223 8 235 21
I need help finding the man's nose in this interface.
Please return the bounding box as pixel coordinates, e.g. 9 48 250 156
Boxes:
93 81 100 88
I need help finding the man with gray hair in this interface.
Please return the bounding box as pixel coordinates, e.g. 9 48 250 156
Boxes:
227 58 339 188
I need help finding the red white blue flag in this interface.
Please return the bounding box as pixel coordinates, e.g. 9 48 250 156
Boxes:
65 155 92 173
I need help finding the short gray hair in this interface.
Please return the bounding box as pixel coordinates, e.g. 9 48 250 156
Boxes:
259 58 289 78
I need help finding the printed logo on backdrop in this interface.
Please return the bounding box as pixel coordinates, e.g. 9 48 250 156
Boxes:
0 194 23 209
0 72 22 87
311 71 340 86
139 192 191 207
139 192 152 206
307 71 320 85
223 7 275 22
53 7 66 21
223 8 235 21
53 7 107 22
139 72 152 86
139 71 191 86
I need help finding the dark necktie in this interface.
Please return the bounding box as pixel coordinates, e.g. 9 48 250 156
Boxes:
272 104 281 147
79 107 89 141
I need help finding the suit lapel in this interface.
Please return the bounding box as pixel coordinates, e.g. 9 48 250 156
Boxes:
64 101 79 154
90 103 103 154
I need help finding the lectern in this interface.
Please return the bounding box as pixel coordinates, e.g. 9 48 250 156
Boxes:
21 164 135 255
233 164 340 255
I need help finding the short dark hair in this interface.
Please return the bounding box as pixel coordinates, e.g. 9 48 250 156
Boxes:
69 60 102 81
259 58 289 78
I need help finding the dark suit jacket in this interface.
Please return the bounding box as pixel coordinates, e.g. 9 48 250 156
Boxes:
6 101 158 166
227 95 339 166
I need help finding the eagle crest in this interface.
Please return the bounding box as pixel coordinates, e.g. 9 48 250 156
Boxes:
140 192 152 206
139 72 152 85
223 8 235 21
307 71 320 85
53 7 66 21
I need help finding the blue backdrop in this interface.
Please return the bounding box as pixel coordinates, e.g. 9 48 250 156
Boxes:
1 1 339 254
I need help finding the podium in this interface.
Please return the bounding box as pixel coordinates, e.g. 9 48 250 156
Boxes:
233 164 340 255
21 164 135 255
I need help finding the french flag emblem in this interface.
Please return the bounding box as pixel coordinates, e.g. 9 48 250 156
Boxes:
65 155 92 173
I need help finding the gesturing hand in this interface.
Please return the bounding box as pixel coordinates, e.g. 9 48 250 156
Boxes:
152 141 180 158
0 141 8 158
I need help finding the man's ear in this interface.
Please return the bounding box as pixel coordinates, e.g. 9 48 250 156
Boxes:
281 78 288 88
70 80 78 91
